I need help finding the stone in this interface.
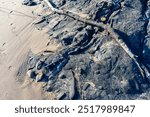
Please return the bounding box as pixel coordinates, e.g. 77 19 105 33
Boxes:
58 73 67 79
45 80 55 92
27 70 36 78
111 0 145 56
56 92 66 100
62 32 77 46
36 60 44 70
27 55 38 70
22 0 33 6
36 72 43 82
100 16 107 22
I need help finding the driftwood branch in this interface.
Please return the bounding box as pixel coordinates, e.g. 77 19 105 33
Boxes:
44 0 149 79
44 0 106 29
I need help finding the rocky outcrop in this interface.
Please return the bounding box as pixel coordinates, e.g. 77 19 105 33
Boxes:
21 0 150 100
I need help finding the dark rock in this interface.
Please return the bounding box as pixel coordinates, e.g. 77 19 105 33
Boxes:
27 70 36 78
45 80 55 92
62 32 77 46
143 25 150 64
27 55 39 70
143 0 150 70
111 0 145 56
36 72 43 82
36 60 44 70
22 0 35 6
23 0 150 100
58 73 66 79
52 0 66 7
34 16 50 30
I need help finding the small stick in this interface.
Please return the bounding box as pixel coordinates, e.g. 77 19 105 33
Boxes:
44 0 106 29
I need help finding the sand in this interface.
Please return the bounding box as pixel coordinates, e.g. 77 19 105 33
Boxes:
0 0 57 99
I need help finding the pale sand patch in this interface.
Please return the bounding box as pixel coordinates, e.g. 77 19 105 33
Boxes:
0 0 57 99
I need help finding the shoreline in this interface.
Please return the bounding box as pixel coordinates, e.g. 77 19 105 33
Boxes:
0 0 52 99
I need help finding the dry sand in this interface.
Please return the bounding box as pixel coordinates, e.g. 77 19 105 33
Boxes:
0 0 57 99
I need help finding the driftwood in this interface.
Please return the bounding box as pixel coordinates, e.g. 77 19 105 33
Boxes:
44 0 106 29
44 0 150 79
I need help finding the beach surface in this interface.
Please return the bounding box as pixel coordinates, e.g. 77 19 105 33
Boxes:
0 0 54 99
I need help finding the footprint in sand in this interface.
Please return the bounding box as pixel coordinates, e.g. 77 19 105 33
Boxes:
10 22 18 36
8 66 13 70
2 42 6 46
9 23 13 26
0 46 7 58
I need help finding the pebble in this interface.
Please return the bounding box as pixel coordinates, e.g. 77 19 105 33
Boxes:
27 70 36 78
100 16 107 22
57 92 66 100
36 60 44 70
36 72 43 82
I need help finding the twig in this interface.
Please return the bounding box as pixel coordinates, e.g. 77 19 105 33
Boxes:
44 0 149 78
44 0 106 29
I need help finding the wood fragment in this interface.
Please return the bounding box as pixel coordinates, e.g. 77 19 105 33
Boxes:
44 0 106 29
